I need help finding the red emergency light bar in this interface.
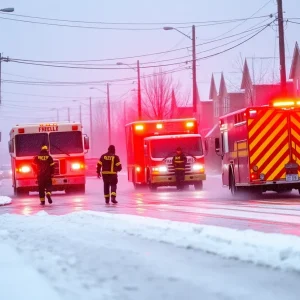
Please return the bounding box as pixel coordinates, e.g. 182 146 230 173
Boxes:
271 98 300 108
18 128 25 134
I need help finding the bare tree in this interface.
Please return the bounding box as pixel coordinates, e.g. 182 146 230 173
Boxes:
142 68 181 120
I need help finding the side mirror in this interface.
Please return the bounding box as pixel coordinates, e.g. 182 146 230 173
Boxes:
84 136 90 150
215 138 220 154
8 141 14 153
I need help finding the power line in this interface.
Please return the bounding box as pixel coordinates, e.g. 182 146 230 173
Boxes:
5 20 273 67
6 23 271 73
0 11 271 26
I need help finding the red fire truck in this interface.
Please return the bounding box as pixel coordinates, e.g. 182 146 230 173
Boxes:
125 118 206 190
9 122 89 196
215 98 300 195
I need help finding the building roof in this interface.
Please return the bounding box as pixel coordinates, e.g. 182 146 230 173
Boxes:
289 42 300 80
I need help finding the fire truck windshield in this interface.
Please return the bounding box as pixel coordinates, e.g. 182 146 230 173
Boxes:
150 137 203 158
15 133 48 157
49 131 83 154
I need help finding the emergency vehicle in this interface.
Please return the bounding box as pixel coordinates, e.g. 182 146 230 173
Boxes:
125 118 206 190
9 122 89 196
215 98 300 195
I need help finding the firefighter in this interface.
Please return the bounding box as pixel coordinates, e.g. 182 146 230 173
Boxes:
172 147 187 190
97 145 122 204
32 145 55 205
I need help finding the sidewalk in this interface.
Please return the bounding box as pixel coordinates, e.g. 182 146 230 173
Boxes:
0 243 61 300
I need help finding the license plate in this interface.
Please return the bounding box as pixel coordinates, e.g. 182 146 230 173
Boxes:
286 174 298 182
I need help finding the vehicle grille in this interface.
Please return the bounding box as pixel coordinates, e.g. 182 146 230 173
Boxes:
53 159 60 175
167 162 192 174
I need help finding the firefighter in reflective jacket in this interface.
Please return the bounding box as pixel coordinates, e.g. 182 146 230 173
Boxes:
172 147 187 190
32 145 55 205
97 145 122 204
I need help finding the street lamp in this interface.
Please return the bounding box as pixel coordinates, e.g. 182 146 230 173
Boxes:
163 25 197 115
116 61 142 120
0 8 14 12
90 85 111 145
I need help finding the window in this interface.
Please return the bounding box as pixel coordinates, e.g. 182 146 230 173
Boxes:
222 131 229 153
150 137 203 158
15 133 48 157
234 112 246 125
49 131 83 154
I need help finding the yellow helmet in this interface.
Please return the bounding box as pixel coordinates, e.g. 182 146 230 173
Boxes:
41 145 48 150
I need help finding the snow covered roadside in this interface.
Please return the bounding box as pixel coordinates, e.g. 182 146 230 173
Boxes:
1 211 300 273
0 196 12 205
0 242 61 300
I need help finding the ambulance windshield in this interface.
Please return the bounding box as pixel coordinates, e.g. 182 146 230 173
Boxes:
150 137 203 158
49 131 83 154
15 133 48 157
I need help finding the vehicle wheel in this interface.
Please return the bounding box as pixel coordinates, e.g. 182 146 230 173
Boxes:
15 187 28 197
194 181 203 191
75 184 85 193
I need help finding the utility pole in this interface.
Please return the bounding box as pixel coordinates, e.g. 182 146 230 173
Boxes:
56 109 59 121
137 60 142 120
192 25 197 115
0 53 2 105
107 83 112 145
67 107 70 122
79 105 82 124
277 0 287 95
89 97 93 157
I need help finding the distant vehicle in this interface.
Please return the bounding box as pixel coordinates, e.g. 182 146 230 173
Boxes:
0 164 12 179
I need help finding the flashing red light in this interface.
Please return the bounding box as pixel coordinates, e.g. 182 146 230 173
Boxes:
18 165 31 173
156 123 163 129
72 125 78 131
71 162 84 170
18 128 25 134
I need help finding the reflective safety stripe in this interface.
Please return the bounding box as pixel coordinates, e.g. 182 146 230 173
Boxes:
111 156 115 173
175 168 185 170
111 192 117 196
46 192 51 195
40 198 45 202
175 161 184 163
50 162 55 166
102 171 117 174
104 194 110 197
115 162 121 166
97 161 102 165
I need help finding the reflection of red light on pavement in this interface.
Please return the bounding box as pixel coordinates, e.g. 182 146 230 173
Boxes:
22 206 33 215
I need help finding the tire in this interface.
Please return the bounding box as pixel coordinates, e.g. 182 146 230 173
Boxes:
194 181 203 191
15 187 28 197
66 184 85 194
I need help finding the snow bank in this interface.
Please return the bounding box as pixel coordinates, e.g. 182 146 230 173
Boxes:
2 211 300 273
0 196 12 205
0 242 61 300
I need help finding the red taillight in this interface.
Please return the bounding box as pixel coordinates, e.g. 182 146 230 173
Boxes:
18 128 25 134
72 125 78 131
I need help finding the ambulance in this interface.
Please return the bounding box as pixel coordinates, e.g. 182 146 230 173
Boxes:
9 122 89 196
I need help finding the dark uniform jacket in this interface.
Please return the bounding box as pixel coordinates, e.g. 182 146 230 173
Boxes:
32 150 55 178
172 153 187 171
97 152 122 175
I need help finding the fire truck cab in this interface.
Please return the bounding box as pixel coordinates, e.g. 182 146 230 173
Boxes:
125 118 206 190
215 98 300 195
9 122 89 196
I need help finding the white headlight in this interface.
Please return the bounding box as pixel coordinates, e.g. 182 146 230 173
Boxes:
192 164 204 171
158 166 168 172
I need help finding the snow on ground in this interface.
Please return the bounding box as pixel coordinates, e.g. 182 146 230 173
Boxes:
0 196 12 205
0 243 61 300
1 211 300 300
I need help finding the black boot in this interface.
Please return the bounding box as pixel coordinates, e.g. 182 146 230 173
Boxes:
46 193 52 204
105 197 110 204
111 197 118 204
40 198 45 205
